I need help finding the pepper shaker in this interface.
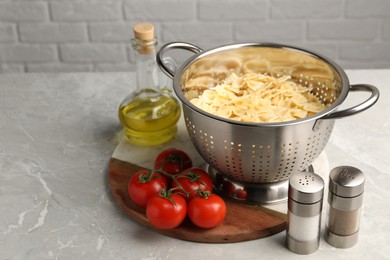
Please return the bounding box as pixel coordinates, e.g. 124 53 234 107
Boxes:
325 166 365 248
286 171 324 255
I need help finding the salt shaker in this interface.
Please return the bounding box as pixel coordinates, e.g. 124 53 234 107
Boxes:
325 166 365 248
286 171 324 255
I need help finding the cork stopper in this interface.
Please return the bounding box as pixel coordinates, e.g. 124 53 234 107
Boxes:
133 23 155 41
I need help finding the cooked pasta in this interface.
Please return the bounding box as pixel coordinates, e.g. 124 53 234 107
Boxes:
189 72 327 123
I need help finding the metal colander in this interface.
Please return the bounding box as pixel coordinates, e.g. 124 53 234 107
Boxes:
157 42 379 203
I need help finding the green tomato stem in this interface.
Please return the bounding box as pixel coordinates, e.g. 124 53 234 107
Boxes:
139 170 158 183
158 188 177 207
197 190 211 199
154 169 192 198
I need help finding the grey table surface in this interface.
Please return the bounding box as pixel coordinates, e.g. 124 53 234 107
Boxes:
0 70 389 260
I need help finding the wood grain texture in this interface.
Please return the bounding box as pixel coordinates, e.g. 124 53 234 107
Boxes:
108 158 287 243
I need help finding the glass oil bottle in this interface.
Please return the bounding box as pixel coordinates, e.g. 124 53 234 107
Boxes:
118 23 181 146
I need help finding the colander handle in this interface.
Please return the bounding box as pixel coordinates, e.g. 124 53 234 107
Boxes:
157 42 203 79
322 84 380 119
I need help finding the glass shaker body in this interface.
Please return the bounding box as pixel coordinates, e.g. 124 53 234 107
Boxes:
325 166 365 248
286 172 324 255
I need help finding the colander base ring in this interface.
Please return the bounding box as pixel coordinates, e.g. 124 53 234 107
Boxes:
207 165 314 205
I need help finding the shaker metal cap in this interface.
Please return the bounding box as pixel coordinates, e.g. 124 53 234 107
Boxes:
329 166 365 197
289 172 324 204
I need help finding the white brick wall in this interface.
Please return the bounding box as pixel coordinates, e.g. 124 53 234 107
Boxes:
19 23 88 42
345 0 390 17
385 20 390 39
51 2 122 22
235 21 305 41
0 44 57 62
0 24 17 43
308 20 378 40
271 0 341 18
123 1 196 20
199 1 268 20
0 2 48 22
0 0 389 73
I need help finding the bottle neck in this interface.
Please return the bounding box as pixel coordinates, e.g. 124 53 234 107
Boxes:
132 38 160 92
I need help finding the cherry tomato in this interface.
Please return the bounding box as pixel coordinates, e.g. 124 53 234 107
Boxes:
236 188 248 200
128 169 167 208
154 148 192 175
171 167 213 200
188 192 226 229
222 180 236 197
146 191 187 229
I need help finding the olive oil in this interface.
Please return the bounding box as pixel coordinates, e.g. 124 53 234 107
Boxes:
118 23 181 146
118 88 181 146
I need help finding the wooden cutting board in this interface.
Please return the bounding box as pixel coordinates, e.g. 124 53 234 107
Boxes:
108 157 287 243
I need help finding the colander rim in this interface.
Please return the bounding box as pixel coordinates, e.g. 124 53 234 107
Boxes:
172 42 350 127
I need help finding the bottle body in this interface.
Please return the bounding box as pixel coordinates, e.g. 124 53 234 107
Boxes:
118 23 181 146
119 88 181 146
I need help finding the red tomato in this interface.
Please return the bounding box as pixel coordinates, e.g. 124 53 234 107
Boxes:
146 192 187 229
188 192 226 228
171 167 213 200
236 188 248 200
154 148 192 175
128 169 167 208
222 180 236 197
